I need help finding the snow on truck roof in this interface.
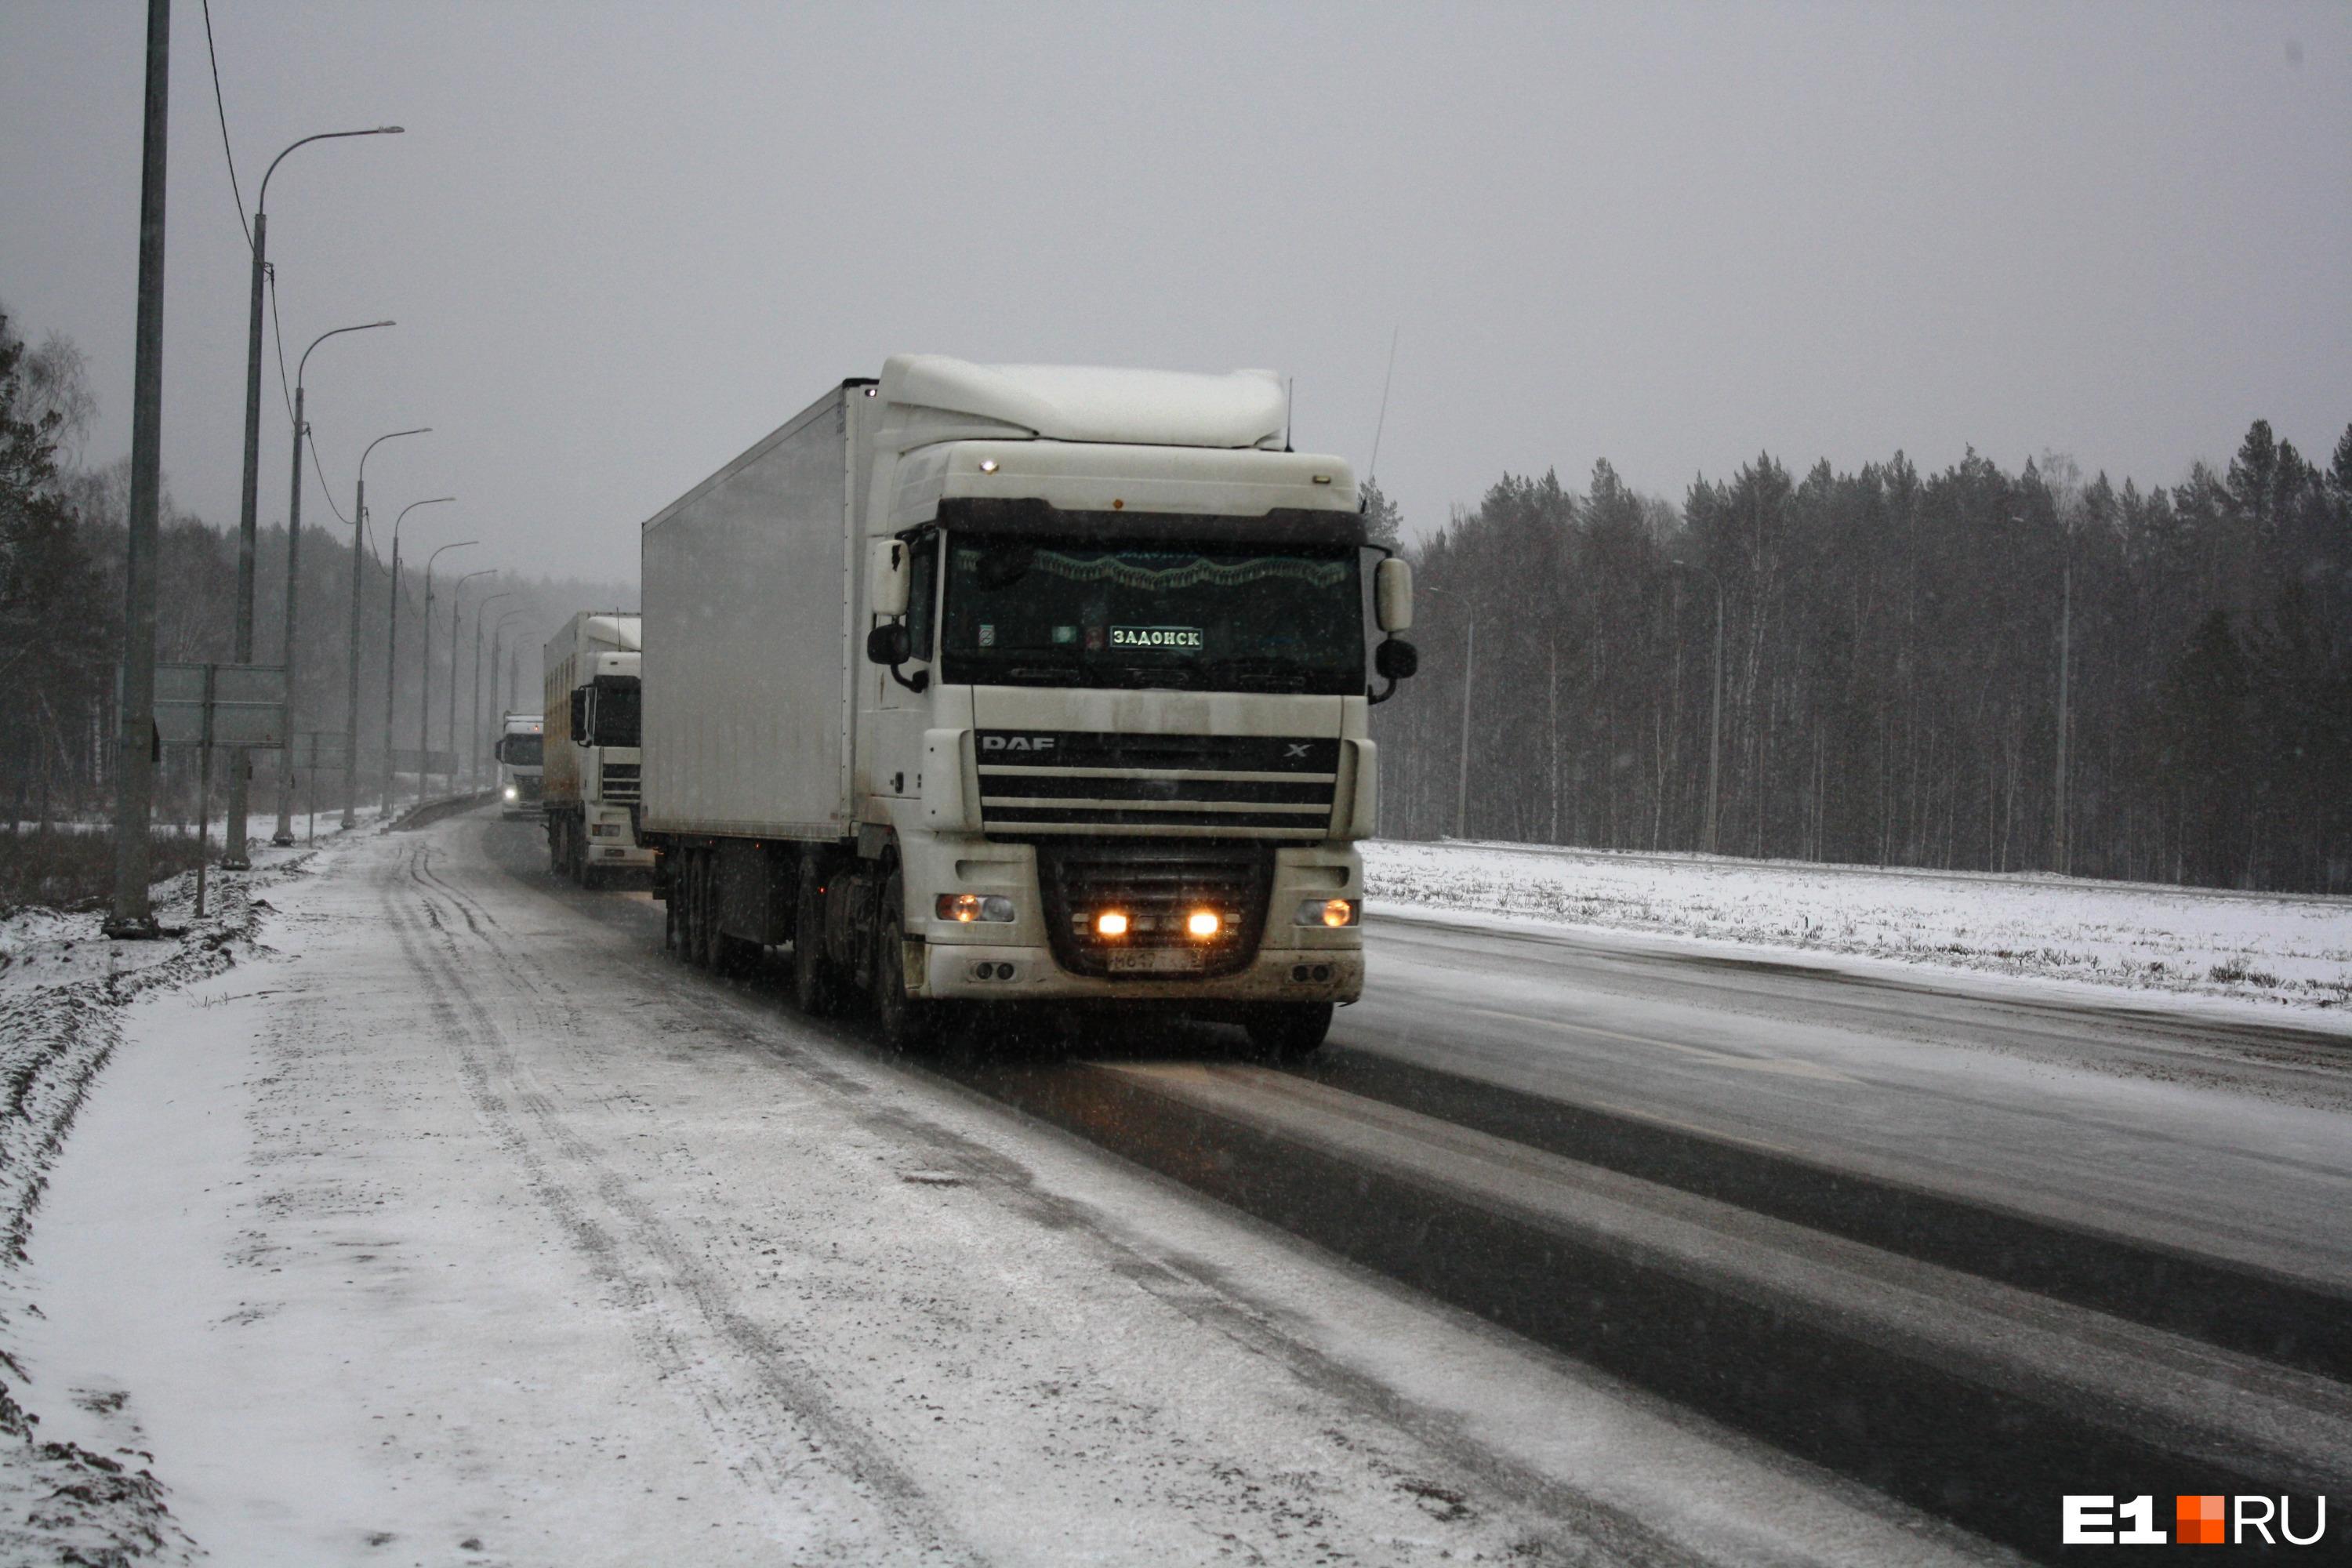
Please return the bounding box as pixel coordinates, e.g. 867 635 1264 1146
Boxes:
878 356 1290 451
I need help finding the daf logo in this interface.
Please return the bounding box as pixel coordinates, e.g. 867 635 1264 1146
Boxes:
982 735 1058 753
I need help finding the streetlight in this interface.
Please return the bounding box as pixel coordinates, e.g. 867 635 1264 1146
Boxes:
270 319 392 846
224 125 402 867
491 610 533 730
419 540 477 806
472 590 514 786
446 568 496 797
1672 559 1725 856
382 497 455 810
1421 585 1475 841
343 427 429 826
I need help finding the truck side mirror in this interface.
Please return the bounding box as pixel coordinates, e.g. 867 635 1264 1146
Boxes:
869 538 911 619
1368 636 1417 704
568 687 591 744
866 622 911 666
1375 557 1414 633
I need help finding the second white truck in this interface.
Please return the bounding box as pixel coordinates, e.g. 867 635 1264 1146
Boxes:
543 612 652 885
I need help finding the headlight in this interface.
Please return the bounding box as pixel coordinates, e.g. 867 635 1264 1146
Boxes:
1094 911 1129 938
936 893 1015 923
1185 910 1222 938
503 785 519 800
1297 898 1358 927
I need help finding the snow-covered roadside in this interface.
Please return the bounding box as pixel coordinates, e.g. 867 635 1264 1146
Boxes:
1363 839 2352 1017
0 813 392 1563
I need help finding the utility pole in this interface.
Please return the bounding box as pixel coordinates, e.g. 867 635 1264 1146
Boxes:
419 541 476 805
223 125 401 867
447 570 494 797
343 430 428 826
381 497 454 810
473 591 512 786
2053 560 2072 877
273 321 391 844
107 0 169 938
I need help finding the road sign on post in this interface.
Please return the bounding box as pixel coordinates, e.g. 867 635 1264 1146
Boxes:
151 662 287 914
155 662 288 748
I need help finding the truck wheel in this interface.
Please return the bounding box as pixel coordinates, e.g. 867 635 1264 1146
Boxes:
1242 1003 1333 1061
792 856 842 1016
869 871 935 1052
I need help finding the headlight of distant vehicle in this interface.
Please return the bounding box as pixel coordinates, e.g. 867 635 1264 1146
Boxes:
935 893 1014 923
503 785 519 801
1297 898 1358 927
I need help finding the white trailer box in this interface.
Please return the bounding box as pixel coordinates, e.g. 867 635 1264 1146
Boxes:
641 382 874 840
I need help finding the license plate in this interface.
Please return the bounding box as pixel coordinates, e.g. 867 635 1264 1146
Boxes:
1107 948 1203 975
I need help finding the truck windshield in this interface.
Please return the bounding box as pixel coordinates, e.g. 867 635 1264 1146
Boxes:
940 536 1363 694
591 677 641 747
500 735 543 767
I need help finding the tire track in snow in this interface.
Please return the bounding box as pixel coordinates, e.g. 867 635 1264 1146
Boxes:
386 840 979 1563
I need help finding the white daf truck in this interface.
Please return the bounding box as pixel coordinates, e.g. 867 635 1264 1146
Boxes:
639 357 1417 1054
495 712 544 818
543 612 652 886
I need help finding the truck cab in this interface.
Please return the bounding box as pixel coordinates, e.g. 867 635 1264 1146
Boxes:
495 712 544 818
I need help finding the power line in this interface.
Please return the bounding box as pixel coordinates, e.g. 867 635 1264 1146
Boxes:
267 267 296 424
304 430 351 528
201 0 251 251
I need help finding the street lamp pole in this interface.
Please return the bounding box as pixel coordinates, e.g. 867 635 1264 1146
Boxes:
223 124 402 868
446 569 495 797
472 591 514 786
382 498 455 811
1674 560 1726 856
271 320 391 845
419 541 477 806
343 428 428 826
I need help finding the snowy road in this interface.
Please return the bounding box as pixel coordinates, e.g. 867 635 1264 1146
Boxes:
1346 913 2352 1292
14 812 2027 1567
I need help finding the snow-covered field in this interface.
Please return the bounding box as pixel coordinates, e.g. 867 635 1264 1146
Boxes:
1363 839 2352 1014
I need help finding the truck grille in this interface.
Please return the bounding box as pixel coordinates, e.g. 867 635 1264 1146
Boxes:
601 761 641 804
976 731 1338 840
1038 842 1273 979
515 775 543 802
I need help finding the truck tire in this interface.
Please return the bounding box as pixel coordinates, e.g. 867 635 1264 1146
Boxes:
792 855 843 1016
1242 1002 1333 1061
869 871 935 1052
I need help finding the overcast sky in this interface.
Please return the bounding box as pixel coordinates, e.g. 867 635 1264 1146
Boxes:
3 2 2347 586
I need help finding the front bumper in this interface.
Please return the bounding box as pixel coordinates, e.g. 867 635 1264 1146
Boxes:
918 939 1361 1004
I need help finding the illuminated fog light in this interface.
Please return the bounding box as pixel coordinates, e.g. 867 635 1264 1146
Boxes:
936 893 1014 923
1186 910 1221 938
978 458 999 474
1297 898 1359 927
503 786 518 800
1095 911 1130 938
